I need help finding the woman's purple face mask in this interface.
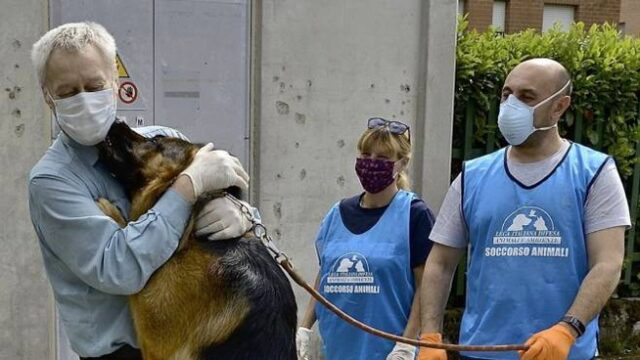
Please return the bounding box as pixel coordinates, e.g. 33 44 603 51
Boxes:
355 157 396 193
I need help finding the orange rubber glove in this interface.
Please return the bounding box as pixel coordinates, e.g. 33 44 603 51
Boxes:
417 332 447 360
519 324 576 360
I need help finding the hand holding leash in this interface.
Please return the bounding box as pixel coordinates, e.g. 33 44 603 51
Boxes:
181 143 250 197
519 324 575 360
296 327 313 360
417 333 447 359
386 342 417 360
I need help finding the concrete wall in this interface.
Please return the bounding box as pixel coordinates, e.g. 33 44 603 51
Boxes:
0 1 52 360
0 0 456 358
257 0 456 356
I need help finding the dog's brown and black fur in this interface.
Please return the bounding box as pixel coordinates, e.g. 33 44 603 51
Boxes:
96 121 296 360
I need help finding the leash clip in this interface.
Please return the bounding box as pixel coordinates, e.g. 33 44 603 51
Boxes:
224 193 257 223
224 193 290 265
252 223 290 264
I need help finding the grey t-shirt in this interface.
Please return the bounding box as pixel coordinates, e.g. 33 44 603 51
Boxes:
430 140 631 248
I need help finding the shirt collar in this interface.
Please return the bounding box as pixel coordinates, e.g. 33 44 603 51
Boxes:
60 132 100 166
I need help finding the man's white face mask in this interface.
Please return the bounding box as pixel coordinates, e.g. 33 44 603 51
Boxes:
497 81 570 146
49 88 117 146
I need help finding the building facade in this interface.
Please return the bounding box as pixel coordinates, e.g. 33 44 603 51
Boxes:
459 0 621 33
620 0 640 36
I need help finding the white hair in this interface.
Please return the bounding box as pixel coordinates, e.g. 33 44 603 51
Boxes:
31 22 117 86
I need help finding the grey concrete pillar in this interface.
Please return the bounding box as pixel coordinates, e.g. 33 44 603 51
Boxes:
413 0 457 214
0 1 53 359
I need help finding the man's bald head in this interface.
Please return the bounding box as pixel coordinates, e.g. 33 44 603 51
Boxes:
508 58 571 96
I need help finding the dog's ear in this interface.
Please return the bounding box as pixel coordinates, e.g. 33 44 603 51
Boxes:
110 120 146 141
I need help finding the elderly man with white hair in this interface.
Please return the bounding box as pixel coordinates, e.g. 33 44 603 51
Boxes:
28 22 254 360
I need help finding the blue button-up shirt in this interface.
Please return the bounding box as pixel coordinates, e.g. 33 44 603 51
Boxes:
28 126 191 357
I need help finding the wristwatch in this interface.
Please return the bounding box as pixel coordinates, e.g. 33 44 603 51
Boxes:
561 315 585 337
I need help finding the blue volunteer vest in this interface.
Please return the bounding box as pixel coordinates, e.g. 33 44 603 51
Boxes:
315 190 416 360
460 143 609 359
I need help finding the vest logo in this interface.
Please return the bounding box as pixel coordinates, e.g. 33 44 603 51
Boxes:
485 206 569 258
494 206 561 245
323 252 379 294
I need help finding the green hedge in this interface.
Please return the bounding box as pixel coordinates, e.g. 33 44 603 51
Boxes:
454 19 640 177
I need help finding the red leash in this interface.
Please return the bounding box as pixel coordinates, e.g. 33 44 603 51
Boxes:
278 258 528 352
230 195 529 353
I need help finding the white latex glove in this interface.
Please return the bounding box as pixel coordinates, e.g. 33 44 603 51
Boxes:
195 196 253 240
386 342 417 360
296 327 313 360
180 143 249 198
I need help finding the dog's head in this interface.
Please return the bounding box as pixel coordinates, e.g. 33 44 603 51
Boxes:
98 121 198 196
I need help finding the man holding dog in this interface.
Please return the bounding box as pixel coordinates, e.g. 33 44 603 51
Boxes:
28 22 253 359
418 58 630 360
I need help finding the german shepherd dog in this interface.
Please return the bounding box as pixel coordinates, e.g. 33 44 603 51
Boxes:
95 121 297 360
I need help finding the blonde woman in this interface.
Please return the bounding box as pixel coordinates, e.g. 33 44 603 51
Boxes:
297 118 435 360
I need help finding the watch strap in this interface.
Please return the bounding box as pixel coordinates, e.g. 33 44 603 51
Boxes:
561 315 585 337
